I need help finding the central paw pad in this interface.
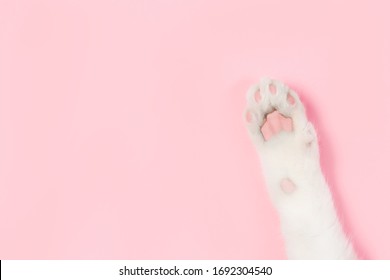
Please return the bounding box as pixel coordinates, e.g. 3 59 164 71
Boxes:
261 111 293 141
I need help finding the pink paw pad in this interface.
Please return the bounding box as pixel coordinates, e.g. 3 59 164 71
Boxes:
245 110 252 122
287 92 295 105
254 89 261 103
260 111 293 141
280 178 296 194
269 83 277 94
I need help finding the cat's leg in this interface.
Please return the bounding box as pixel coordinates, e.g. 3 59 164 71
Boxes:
245 78 356 259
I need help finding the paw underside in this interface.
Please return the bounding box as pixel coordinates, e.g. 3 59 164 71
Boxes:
244 79 357 260
245 78 316 147
245 78 319 194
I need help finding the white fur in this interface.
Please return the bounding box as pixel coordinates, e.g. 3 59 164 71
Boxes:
245 78 356 259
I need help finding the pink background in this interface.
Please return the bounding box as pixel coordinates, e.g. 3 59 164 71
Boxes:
0 0 389 259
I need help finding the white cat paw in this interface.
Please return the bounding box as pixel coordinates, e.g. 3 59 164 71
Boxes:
245 78 314 144
245 79 356 260
245 78 320 195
